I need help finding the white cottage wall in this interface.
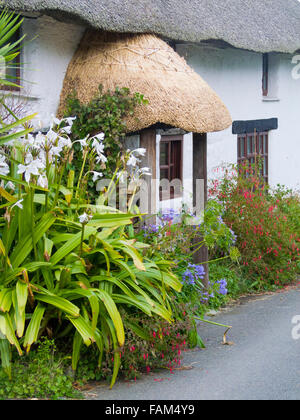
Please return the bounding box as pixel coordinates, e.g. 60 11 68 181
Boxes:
20 16 85 128
176 44 300 192
11 18 300 197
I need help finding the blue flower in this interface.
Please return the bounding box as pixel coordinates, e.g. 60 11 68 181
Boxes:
216 279 228 295
159 208 177 223
182 269 196 285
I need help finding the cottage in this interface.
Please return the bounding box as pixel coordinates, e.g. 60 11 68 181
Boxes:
2 0 300 210
57 30 231 217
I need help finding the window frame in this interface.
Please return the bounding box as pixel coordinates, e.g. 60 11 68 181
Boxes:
159 135 183 201
237 131 269 184
262 53 269 97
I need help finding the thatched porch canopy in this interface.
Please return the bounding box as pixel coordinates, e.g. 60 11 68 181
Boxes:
58 31 231 134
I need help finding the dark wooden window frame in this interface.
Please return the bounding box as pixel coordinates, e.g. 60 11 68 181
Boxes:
237 131 269 184
159 135 183 201
262 53 269 97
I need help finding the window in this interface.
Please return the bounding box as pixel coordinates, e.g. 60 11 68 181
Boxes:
159 135 183 200
237 131 268 183
262 53 268 97
2 25 21 90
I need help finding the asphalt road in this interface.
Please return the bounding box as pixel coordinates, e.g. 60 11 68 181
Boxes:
84 285 300 400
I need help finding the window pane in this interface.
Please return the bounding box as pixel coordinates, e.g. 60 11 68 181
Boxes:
237 131 268 183
160 143 169 166
263 135 267 154
264 157 267 176
247 136 254 154
171 141 181 179
241 137 245 157
259 135 263 154
239 136 245 157
160 168 169 181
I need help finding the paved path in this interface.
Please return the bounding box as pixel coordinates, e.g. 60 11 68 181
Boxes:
84 285 300 400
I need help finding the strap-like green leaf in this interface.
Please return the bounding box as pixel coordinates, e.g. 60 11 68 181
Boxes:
66 315 96 346
35 293 80 318
10 212 56 268
23 303 45 352
96 290 125 347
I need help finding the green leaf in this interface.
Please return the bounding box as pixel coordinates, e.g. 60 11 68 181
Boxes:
23 303 45 352
0 289 12 312
67 315 96 346
3 313 23 355
105 318 121 389
0 338 11 379
10 212 56 268
15 281 28 337
35 293 80 318
71 331 83 371
96 290 125 346
50 226 96 265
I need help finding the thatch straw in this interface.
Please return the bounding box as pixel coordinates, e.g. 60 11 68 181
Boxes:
58 31 232 134
7 0 300 54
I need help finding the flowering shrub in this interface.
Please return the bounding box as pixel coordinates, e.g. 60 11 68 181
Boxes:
64 86 148 201
0 116 182 387
179 263 229 315
139 205 239 317
141 203 238 264
72 304 192 383
210 163 300 288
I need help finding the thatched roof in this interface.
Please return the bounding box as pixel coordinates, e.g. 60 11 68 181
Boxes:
5 0 300 54
58 31 232 134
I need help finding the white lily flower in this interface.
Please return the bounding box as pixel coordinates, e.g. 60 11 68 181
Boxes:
92 139 105 154
64 116 76 126
23 134 35 149
132 148 146 157
46 128 59 144
138 167 152 176
79 213 92 224
58 136 72 149
91 171 103 182
37 175 48 189
116 171 127 183
50 114 63 128
74 136 90 149
24 152 34 165
92 132 105 142
11 199 24 210
0 155 9 176
95 153 107 164
50 145 63 158
5 181 15 191
127 155 138 167
35 132 46 148
60 125 72 135
17 159 45 183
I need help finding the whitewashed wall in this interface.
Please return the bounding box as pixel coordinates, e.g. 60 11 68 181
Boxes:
10 18 300 196
19 16 84 128
176 44 300 192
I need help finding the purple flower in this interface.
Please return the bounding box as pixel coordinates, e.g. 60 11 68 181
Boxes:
216 279 228 295
159 208 177 223
182 264 206 286
142 224 160 237
182 269 195 285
